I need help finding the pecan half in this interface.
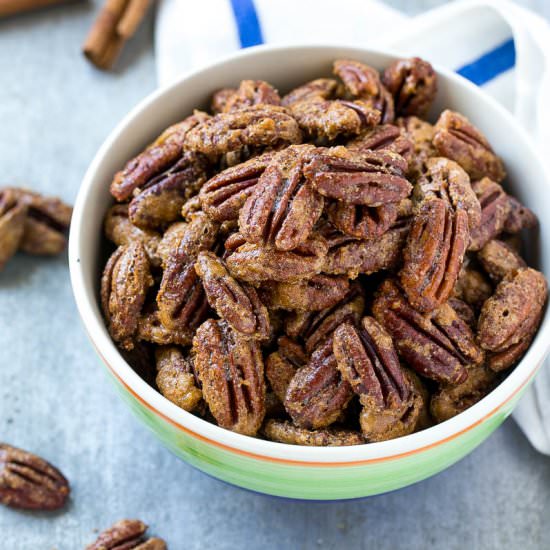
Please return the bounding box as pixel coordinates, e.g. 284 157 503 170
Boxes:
433 110 506 182
211 88 236 114
430 366 497 423
261 274 350 312
239 145 323 251
504 196 538 234
85 519 166 550
137 308 195 347
220 79 281 113
265 336 307 402
180 195 202 220
284 339 353 429
414 157 481 231
453 263 493 311
477 239 526 282
195 251 270 339
263 419 364 446
128 152 208 230
347 124 413 159
0 443 69 510
184 105 302 158
193 319 266 435
305 147 411 206
468 178 511 251
111 111 210 201
155 221 187 267
0 189 27 269
199 151 276 222
281 78 341 107
396 116 436 178
478 268 547 354
373 280 481 384
225 234 327 283
400 198 469 312
101 242 153 350
382 57 437 118
155 347 202 412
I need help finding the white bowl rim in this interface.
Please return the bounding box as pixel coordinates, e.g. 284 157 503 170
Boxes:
69 43 550 465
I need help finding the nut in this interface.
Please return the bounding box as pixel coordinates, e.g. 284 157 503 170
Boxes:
477 239 526 282
265 336 307 402
85 519 166 550
0 189 27 269
263 419 364 446
281 78 341 107
220 79 281 113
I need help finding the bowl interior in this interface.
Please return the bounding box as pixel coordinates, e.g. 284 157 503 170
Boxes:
70 45 550 462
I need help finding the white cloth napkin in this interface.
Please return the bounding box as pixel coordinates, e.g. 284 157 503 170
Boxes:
155 0 550 454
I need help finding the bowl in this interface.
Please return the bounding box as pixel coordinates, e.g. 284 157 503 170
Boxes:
69 45 550 500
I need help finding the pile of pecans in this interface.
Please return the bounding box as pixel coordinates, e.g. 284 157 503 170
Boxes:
100 57 548 446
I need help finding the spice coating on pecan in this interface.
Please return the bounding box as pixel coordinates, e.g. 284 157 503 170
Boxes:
504 196 538 234
281 78 341 107
477 239 526 282
221 79 281 113
347 124 413 159
0 443 70 510
263 419 364 446
193 319 266 435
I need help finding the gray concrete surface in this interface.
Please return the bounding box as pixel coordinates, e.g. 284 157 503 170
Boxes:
0 1 549 548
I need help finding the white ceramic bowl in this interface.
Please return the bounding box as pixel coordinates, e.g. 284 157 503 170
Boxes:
69 45 550 500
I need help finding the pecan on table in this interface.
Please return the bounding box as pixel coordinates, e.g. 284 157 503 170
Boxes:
0 189 27 269
305 147 411 206
111 111 210 201
101 242 153 350
261 274 350 312
430 365 497 423
195 250 270 339
382 57 437 118
263 419 364 447
281 78 342 107
284 338 353 429
433 110 506 182
128 151 208 231
239 145 323 251
468 177 511 251
333 318 424 441
478 268 547 368
400 197 469 312
0 443 69 510
504 196 538 234
477 239 526 282
373 280 482 384
155 346 202 412
184 105 302 158
199 151 276 222
218 79 281 113
85 519 166 550
193 319 266 435
225 233 327 284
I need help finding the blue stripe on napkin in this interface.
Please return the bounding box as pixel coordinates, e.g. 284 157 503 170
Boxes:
229 0 264 48
456 38 516 86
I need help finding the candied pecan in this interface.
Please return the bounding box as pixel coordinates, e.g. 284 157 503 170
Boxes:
128 152 208 230
487 335 535 372
195 251 270 339
155 221 187 267
431 366 497 423
263 419 364 446
504 196 538 234
448 297 476 328
453 263 493 311
101 242 153 350
468 178 511 251
265 336 307 402
281 78 341 107
225 234 327 283
478 268 547 353
111 111 209 201
396 116 436 178
221 80 281 113
0 189 27 269
382 57 437 117
239 145 323 251
347 124 413 159
373 280 481 384
284 339 353 429
155 347 202 412
137 308 195 347
400 198 469 312
289 98 380 142
211 88 237 114
261 274 350 312
285 283 365 354
199 151 276 222
333 59 395 123
184 105 302 158
478 239 526 282
0 443 70 511
181 195 202 220
104 204 161 265
414 157 481 231
85 519 166 550
433 110 506 182
193 319 265 435
305 147 411 206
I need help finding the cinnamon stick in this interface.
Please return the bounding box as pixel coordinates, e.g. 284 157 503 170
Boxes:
0 0 79 18
82 0 152 70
